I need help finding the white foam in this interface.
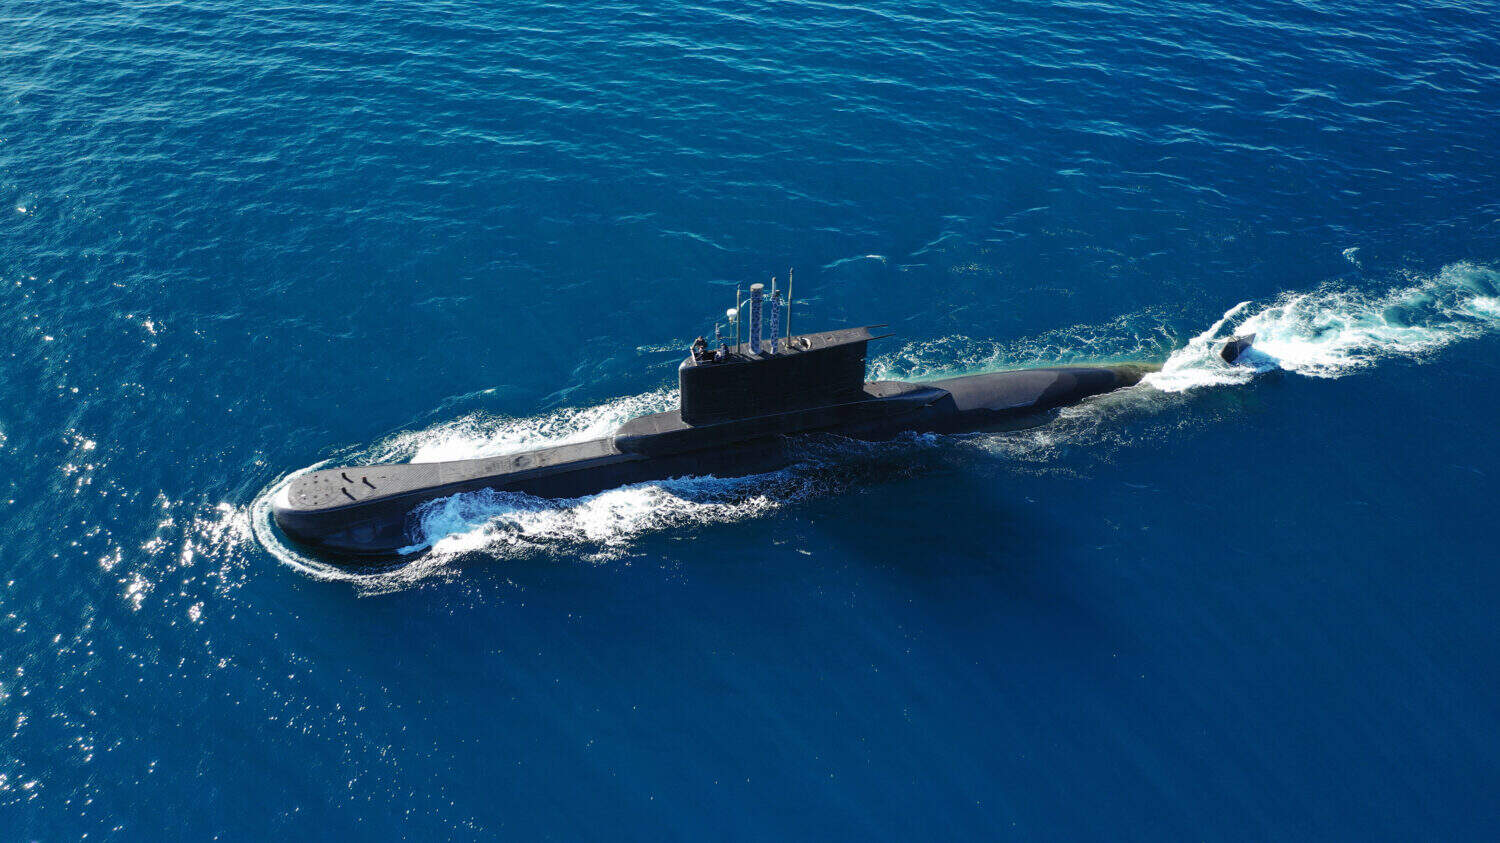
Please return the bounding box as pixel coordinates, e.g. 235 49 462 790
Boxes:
823 253 888 269
868 306 1181 382
243 393 804 592
1469 296 1500 318
375 389 678 464
402 473 795 559
1145 262 1500 393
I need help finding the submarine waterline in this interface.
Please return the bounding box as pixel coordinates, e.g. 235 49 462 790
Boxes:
272 290 1244 558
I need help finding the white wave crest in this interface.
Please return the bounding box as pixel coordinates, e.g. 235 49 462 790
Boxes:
1145 262 1500 393
868 307 1181 382
372 389 678 464
402 474 800 559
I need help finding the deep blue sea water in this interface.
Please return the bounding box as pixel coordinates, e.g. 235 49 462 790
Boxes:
4 0 1500 837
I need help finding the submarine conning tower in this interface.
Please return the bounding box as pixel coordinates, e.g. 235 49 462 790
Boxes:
678 279 890 425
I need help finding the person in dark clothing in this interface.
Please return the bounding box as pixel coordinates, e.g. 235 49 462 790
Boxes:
692 336 709 362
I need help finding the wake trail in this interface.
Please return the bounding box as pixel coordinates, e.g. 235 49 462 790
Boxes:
1146 261 1500 392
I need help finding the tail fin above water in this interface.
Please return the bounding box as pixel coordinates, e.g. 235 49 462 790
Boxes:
1219 333 1256 364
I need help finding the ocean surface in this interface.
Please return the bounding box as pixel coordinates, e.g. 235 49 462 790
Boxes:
4 0 1500 837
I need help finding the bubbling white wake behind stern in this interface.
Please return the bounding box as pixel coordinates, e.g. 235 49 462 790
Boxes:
1145 262 1500 393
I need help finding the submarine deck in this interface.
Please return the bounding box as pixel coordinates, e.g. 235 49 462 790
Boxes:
278 366 1145 518
279 379 940 516
271 363 1155 555
279 437 633 514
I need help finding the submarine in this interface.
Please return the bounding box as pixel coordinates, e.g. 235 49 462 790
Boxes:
273 281 1253 557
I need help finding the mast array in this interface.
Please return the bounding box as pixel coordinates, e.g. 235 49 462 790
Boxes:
720 269 794 356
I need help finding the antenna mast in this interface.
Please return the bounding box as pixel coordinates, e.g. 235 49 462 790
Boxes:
767 276 781 354
786 267 794 345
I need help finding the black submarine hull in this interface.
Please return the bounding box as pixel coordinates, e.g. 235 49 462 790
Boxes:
272 364 1151 557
